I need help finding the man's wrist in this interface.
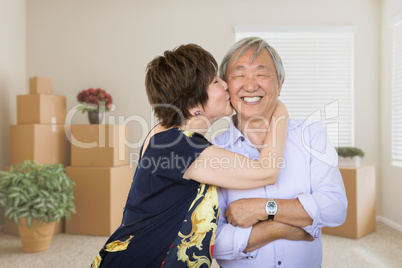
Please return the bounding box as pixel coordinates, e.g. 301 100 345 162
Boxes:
259 199 270 220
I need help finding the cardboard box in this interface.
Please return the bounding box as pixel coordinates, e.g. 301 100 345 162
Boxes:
65 165 133 236
10 124 70 166
3 217 65 236
322 166 376 239
70 124 128 167
29 77 53 94
17 94 66 124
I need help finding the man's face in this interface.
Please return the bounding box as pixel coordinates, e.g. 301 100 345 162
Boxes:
225 48 283 122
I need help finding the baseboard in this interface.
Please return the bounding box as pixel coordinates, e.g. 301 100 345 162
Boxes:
376 215 402 232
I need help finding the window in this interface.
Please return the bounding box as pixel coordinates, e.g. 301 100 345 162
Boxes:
236 26 355 147
391 16 402 166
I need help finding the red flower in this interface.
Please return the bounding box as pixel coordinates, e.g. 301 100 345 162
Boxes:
76 88 113 113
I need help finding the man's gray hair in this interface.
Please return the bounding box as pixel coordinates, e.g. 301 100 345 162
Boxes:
219 37 285 85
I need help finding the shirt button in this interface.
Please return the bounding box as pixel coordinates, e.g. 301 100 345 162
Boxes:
240 136 245 142
278 261 282 265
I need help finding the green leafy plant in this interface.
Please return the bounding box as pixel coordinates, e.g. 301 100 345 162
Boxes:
336 147 365 158
0 160 76 228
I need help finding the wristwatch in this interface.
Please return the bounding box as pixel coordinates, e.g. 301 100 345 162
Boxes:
265 198 277 221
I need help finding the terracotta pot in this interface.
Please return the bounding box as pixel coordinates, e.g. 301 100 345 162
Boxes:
18 218 56 253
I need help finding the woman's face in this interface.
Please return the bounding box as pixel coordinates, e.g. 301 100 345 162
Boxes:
200 75 232 121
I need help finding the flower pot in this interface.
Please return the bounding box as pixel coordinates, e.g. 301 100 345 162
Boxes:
87 109 104 124
338 156 361 167
18 218 56 253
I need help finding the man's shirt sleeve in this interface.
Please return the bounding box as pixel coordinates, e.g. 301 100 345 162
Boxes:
213 187 257 260
296 121 348 238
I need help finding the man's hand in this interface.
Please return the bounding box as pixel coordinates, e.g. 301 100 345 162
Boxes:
226 198 267 228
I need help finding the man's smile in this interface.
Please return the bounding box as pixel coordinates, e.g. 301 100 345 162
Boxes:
241 96 262 103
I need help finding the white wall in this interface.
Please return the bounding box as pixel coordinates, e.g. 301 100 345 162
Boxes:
0 0 26 228
380 0 402 229
26 0 381 156
21 0 396 225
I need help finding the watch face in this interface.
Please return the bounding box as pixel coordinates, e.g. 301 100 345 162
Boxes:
268 202 276 210
266 201 277 215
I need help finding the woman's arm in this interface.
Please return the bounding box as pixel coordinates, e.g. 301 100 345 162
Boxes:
184 101 289 189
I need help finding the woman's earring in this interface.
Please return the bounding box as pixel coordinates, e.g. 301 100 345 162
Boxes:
194 111 201 117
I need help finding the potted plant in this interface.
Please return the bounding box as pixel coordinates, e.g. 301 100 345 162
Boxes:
336 146 365 167
0 160 76 252
76 88 113 124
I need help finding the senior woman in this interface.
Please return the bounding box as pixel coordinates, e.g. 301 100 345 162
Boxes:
91 44 288 268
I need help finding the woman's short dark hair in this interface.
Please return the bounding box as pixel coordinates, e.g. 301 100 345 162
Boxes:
145 44 218 128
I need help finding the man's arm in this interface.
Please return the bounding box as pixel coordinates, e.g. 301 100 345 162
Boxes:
225 121 348 239
214 187 256 260
244 220 313 252
296 121 347 236
225 197 312 228
214 189 314 260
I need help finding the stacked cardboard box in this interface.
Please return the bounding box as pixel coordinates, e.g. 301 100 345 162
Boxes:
66 124 133 236
322 166 376 239
5 77 70 236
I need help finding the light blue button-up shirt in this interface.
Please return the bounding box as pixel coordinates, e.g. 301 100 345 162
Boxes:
212 118 348 268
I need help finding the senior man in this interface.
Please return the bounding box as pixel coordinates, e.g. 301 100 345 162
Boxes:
212 37 348 268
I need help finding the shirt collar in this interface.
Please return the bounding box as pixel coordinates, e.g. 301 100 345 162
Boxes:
225 116 245 146
288 118 300 130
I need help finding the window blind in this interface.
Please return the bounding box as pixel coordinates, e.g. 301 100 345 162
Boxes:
392 19 402 166
235 26 355 147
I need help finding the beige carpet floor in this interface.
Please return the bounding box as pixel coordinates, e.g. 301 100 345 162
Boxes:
0 221 401 268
